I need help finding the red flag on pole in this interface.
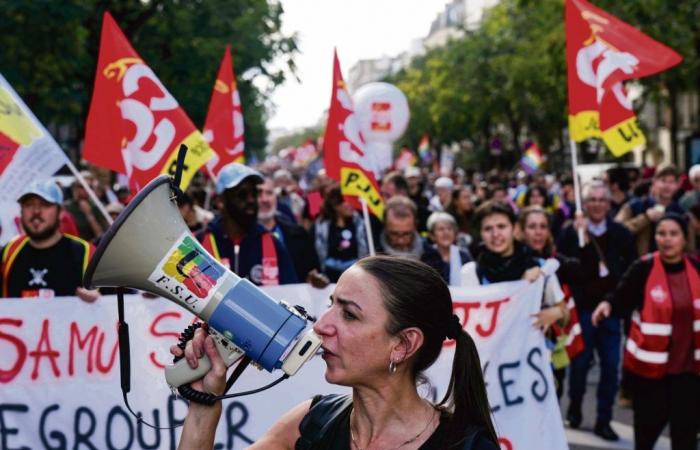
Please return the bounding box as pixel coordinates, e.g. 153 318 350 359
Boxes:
203 45 245 177
84 12 214 190
566 0 682 156
323 50 384 219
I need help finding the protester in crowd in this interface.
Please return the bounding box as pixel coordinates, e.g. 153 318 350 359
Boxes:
679 164 700 211
486 183 509 204
461 201 540 284
518 206 584 399
404 166 431 232
258 177 329 287
446 185 476 251
177 192 206 234
428 176 453 212
421 212 472 285
63 173 110 242
605 166 631 219
198 163 297 285
592 213 699 450
556 180 636 441
1 180 99 302
312 185 369 283
378 196 431 259
616 164 685 256
460 202 568 338
173 256 499 449
273 168 305 223
381 171 410 199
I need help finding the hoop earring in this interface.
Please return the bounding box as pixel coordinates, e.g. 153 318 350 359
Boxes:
389 360 397 374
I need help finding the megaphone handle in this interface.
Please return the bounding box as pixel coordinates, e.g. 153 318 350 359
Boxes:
165 328 244 389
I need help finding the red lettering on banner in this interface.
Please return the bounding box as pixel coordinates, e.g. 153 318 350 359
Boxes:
29 319 60 379
69 322 98 375
0 318 27 383
476 298 509 338
149 311 184 369
498 437 513 450
447 298 511 346
94 324 119 373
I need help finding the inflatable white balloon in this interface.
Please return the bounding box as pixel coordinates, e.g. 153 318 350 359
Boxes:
353 82 410 175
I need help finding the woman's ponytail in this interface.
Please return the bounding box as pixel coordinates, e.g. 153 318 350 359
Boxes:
439 328 498 446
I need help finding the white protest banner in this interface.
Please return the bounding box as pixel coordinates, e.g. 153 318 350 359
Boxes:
0 280 567 449
0 73 71 245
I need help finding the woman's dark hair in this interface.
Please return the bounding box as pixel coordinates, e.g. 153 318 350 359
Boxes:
523 185 551 208
447 186 473 233
321 186 343 222
357 256 498 446
474 200 516 231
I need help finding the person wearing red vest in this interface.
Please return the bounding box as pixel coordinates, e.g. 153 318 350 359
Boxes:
594 213 699 450
1 180 98 302
198 163 297 286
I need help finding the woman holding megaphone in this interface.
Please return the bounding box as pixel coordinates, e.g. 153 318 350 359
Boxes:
172 256 499 449
592 213 700 450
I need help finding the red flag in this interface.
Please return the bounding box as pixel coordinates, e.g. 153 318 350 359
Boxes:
323 50 383 218
566 0 682 156
203 46 245 177
84 12 214 189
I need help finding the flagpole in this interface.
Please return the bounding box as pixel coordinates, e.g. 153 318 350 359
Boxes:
359 198 376 256
65 162 114 225
569 138 585 248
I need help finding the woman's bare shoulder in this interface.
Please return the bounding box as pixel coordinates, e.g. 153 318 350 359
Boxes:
246 399 313 450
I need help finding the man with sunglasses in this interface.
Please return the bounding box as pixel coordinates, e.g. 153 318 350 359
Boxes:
198 163 297 286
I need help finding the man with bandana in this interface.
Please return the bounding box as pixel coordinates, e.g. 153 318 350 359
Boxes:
1 180 99 301
199 163 297 286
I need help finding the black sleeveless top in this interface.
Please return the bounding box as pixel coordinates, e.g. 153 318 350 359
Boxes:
295 395 498 450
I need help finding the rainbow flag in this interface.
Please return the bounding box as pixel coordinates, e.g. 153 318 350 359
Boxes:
520 142 544 174
418 134 431 162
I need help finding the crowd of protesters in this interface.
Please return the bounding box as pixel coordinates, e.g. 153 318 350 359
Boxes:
1 158 699 449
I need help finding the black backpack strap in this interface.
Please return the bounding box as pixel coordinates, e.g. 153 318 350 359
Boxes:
295 394 352 450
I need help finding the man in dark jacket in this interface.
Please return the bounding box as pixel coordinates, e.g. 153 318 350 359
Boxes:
556 180 637 441
198 164 297 286
257 177 328 287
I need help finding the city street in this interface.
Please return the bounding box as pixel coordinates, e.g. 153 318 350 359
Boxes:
561 365 676 450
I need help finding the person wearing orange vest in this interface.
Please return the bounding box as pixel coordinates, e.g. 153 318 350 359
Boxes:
594 213 699 450
198 163 297 286
1 180 98 302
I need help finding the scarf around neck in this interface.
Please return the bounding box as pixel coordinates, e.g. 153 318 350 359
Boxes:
476 241 539 283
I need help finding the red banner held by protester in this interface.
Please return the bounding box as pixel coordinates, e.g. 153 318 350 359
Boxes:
84 12 214 190
203 45 245 177
565 0 682 157
323 50 384 219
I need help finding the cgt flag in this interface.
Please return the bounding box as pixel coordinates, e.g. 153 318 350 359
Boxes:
84 12 214 190
203 45 245 177
566 0 682 157
323 50 383 219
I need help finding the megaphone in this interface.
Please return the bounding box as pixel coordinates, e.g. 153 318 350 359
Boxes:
84 175 321 392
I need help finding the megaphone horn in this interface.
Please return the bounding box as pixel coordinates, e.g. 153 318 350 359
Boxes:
84 175 321 394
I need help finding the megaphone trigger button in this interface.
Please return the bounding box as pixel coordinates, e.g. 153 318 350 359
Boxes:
298 341 313 357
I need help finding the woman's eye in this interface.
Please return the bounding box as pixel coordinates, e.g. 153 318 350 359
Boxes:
343 310 357 321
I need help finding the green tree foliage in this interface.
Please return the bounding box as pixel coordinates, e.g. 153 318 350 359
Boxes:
0 0 297 160
390 0 696 168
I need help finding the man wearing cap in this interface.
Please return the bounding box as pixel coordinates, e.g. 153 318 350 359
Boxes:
1 180 99 302
198 163 297 286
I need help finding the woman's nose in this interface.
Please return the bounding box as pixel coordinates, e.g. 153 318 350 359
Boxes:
313 310 334 336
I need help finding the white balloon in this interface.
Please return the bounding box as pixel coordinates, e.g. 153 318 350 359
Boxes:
353 82 410 144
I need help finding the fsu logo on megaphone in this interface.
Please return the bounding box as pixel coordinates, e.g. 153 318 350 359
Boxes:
84 175 321 394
